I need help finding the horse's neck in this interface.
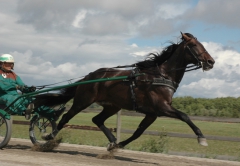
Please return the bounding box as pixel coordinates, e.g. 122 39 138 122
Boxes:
160 45 187 83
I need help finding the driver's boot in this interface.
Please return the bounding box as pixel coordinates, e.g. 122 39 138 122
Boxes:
25 103 34 120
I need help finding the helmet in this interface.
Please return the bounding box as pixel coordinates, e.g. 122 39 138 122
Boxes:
0 54 15 63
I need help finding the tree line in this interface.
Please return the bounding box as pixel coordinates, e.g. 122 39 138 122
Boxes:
172 96 240 118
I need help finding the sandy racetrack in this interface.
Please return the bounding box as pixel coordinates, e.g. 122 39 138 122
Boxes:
0 138 239 166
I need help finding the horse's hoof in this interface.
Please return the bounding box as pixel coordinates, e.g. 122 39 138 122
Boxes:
198 137 208 146
107 142 117 151
117 143 124 149
41 133 54 140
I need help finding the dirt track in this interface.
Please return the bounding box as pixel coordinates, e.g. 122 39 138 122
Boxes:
0 138 239 166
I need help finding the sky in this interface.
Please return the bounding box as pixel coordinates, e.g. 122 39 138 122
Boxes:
1 0 240 98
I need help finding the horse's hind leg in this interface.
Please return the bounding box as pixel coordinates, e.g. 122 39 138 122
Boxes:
57 104 89 131
42 98 94 140
92 105 120 149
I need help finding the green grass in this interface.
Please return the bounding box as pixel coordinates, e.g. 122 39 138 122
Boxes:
11 112 240 158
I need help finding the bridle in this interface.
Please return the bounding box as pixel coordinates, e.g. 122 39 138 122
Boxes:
168 38 208 72
185 45 207 72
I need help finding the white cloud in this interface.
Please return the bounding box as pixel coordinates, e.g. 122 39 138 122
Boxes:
130 51 151 57
203 42 240 76
72 10 87 28
130 43 138 48
157 3 191 19
182 78 224 91
176 41 240 98
184 0 240 28
179 78 240 98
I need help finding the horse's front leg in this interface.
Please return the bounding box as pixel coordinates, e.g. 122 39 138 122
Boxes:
164 106 208 146
117 114 157 149
179 110 208 146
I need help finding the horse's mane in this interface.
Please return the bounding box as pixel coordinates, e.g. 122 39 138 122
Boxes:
135 33 195 69
135 43 178 69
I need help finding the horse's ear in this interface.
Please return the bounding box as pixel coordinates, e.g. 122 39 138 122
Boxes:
181 32 191 41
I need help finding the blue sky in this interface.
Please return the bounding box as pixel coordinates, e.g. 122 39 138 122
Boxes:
0 0 240 98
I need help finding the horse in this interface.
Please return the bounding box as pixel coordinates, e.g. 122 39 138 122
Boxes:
38 32 215 151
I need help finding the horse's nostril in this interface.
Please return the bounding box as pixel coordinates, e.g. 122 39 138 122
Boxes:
208 60 215 65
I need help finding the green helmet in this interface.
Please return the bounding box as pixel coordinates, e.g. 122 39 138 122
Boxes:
0 54 15 63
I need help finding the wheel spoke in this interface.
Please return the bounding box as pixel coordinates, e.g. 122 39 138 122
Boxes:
29 115 56 145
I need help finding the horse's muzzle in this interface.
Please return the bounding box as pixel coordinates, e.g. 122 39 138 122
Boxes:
202 59 215 71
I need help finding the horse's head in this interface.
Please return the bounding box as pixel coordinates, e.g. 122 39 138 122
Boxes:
181 32 215 71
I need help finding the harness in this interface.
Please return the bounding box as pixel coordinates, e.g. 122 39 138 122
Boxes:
124 68 139 110
123 68 179 111
152 78 178 92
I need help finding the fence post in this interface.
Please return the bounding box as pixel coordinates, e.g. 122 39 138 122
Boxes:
116 110 122 143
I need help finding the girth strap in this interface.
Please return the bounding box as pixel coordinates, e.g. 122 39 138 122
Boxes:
152 78 179 92
128 70 138 110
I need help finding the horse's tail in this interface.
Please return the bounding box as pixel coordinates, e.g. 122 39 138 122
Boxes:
34 85 77 107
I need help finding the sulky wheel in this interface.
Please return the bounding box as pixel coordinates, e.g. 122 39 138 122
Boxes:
0 112 12 149
29 114 57 145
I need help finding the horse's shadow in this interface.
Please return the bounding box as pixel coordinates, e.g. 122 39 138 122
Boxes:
4 144 160 165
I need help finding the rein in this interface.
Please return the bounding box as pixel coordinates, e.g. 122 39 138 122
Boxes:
112 64 137 68
35 37 204 90
35 76 85 90
167 64 202 73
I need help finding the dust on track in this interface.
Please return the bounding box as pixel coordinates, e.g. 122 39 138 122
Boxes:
0 138 239 166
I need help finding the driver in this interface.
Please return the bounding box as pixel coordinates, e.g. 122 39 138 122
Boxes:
0 54 64 120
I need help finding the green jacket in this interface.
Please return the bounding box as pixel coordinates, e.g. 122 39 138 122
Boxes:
0 68 25 106
0 68 25 95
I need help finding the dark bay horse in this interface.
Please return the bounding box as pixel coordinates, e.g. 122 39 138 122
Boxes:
39 32 215 150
